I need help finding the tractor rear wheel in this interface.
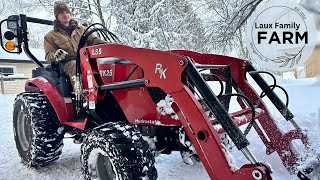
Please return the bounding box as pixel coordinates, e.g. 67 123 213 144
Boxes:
13 92 64 167
81 122 157 180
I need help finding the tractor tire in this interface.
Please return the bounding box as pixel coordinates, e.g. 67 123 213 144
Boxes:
13 91 64 167
81 122 157 180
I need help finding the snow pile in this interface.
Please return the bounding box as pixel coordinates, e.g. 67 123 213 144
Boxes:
142 136 158 152
156 94 179 120
7 73 27 78
221 143 238 172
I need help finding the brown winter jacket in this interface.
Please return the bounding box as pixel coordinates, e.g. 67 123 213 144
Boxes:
44 19 102 63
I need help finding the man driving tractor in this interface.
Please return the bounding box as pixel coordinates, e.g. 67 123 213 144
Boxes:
44 1 102 89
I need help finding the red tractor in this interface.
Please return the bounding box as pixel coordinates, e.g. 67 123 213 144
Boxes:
0 14 315 180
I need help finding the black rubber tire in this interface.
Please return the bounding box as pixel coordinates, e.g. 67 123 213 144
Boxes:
13 91 64 167
81 122 157 180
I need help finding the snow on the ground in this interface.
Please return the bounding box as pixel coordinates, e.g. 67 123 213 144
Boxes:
0 76 319 179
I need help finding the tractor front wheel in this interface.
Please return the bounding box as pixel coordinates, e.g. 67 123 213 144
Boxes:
81 122 157 180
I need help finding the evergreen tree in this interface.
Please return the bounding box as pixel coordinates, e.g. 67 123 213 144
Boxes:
110 0 206 51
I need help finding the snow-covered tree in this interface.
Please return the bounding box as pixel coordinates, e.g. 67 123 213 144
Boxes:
38 0 108 26
109 0 159 47
110 0 206 52
0 2 5 18
66 0 93 26
3 0 37 15
199 0 263 57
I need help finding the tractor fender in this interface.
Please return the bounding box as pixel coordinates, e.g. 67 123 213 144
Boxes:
25 77 75 126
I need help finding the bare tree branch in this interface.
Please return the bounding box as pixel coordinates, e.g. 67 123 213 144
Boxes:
202 0 264 57
234 0 263 32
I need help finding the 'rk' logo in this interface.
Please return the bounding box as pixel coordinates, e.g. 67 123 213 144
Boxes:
155 63 167 79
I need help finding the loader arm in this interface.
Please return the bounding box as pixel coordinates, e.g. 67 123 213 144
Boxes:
172 50 308 171
79 43 273 180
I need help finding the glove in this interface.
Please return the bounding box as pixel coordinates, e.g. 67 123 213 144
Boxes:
54 49 68 62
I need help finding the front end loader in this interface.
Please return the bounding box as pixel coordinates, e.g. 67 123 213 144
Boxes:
0 14 317 180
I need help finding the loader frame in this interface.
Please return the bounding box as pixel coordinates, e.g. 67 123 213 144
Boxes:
0 14 312 180
77 43 311 179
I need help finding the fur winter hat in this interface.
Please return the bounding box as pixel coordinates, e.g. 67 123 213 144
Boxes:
54 1 71 19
